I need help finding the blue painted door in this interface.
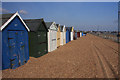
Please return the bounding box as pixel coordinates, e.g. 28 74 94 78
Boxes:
8 31 19 69
66 31 70 43
8 31 25 69
17 31 26 66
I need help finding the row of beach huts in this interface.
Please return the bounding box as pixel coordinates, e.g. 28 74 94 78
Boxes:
0 12 85 70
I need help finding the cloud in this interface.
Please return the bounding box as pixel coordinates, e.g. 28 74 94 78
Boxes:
0 8 9 13
19 10 28 15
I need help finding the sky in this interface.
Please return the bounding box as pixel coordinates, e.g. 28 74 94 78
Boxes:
1 2 118 31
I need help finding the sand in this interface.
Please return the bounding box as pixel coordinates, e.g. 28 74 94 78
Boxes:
2 34 118 78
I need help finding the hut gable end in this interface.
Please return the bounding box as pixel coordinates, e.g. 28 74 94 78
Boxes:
50 23 57 30
2 16 28 32
45 22 57 31
0 12 30 31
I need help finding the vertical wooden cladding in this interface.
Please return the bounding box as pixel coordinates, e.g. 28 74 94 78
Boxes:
56 24 61 47
24 19 48 58
60 25 66 45
45 22 57 52
1 12 29 70
48 30 57 52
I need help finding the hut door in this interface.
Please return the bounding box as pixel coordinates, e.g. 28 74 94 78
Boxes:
66 31 69 43
37 32 47 56
8 31 19 69
8 31 25 69
18 31 26 65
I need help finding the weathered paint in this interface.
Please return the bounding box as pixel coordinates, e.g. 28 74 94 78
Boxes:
2 16 29 70
28 31 48 58
26 19 48 58
0 12 30 31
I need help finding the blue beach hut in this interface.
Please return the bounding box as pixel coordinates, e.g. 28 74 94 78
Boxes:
0 12 30 69
66 27 72 43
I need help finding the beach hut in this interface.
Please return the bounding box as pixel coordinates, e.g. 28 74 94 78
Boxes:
70 27 74 41
73 30 77 40
66 27 71 43
24 19 48 58
0 12 30 69
80 32 83 37
60 25 66 45
77 31 80 38
63 25 66 45
56 24 61 47
45 22 57 52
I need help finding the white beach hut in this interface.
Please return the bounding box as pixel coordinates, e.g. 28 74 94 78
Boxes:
45 22 57 52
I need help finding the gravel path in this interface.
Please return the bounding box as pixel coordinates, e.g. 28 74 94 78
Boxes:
2 34 118 78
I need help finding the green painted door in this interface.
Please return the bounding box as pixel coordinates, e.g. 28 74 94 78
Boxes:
37 32 48 57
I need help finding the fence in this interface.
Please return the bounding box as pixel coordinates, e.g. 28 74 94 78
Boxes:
90 32 120 43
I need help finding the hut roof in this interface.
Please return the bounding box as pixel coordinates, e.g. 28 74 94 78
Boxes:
66 27 72 32
24 19 48 32
45 22 53 29
0 13 14 26
60 25 64 32
0 12 30 31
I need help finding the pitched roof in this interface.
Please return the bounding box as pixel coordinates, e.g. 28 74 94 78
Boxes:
60 25 64 32
0 12 30 31
45 22 53 29
24 19 48 31
66 27 72 32
0 13 14 26
56 24 60 28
